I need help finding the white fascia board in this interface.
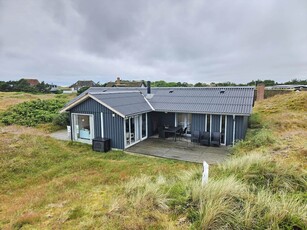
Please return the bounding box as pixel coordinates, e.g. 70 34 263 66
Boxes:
59 94 91 113
60 93 125 118
143 96 155 111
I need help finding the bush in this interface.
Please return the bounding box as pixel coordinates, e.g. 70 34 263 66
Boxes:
248 112 262 129
77 86 89 96
250 129 275 148
52 112 69 127
232 129 275 153
1 99 66 127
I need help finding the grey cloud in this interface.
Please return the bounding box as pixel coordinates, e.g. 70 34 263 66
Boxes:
0 0 306 85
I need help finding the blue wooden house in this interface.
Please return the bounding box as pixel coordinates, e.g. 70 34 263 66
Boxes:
60 85 255 149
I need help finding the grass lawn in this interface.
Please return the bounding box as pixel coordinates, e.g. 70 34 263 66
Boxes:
0 130 195 229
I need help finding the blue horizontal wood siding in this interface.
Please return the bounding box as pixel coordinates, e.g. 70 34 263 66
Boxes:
69 98 125 149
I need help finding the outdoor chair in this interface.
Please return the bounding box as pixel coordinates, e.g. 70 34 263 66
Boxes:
181 127 187 136
158 127 165 138
191 130 201 145
200 131 210 146
211 132 221 147
175 126 183 140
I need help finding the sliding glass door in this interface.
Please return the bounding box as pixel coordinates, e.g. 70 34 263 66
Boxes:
125 113 147 147
175 113 192 134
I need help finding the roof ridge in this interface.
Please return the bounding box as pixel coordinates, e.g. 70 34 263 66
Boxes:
89 90 142 95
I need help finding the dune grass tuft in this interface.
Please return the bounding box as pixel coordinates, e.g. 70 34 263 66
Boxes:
216 153 307 193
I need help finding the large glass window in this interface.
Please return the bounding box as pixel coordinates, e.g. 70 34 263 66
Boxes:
206 114 210 132
220 115 226 145
73 114 93 141
125 118 131 145
142 113 147 139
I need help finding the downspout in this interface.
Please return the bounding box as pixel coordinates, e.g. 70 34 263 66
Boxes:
232 115 236 145
70 112 73 141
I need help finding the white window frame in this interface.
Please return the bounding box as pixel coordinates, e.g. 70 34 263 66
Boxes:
233 115 236 145
141 113 148 140
210 115 212 138
124 113 148 149
175 113 192 135
220 115 227 145
100 112 104 138
71 113 95 144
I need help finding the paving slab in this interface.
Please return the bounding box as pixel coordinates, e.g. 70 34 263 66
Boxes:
126 138 229 164
49 131 229 164
49 129 70 141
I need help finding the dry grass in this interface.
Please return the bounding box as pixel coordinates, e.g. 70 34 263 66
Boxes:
0 92 75 112
0 131 194 229
0 92 55 112
235 91 307 168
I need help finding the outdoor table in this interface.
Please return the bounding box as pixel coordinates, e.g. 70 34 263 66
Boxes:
163 126 182 141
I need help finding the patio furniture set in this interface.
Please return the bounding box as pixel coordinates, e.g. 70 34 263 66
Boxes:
158 126 221 147
191 130 221 147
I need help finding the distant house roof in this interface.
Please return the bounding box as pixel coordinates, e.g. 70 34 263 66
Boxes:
69 80 96 89
62 86 255 116
23 78 40 86
105 77 146 87
265 85 307 90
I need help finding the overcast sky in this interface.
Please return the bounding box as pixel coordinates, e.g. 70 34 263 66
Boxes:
0 0 306 86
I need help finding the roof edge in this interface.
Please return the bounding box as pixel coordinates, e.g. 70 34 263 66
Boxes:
60 93 125 118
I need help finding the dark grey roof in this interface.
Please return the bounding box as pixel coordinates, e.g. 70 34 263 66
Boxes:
90 91 152 116
63 87 147 108
62 86 255 116
147 87 254 115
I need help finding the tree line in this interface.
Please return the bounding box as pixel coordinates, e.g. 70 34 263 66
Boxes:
0 79 57 93
1 78 306 94
155 78 307 87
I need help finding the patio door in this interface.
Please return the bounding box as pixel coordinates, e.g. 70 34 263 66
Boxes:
220 115 227 145
175 113 192 134
141 113 147 139
125 113 147 148
72 113 94 143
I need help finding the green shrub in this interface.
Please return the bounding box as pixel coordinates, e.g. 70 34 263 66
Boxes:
52 112 69 127
250 129 275 148
77 86 89 96
1 99 66 127
232 129 275 153
248 112 262 129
